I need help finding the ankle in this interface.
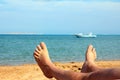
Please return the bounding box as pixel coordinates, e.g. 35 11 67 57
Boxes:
86 61 95 67
43 64 54 78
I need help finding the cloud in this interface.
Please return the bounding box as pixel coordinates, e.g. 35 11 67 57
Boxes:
0 0 50 11
0 0 120 34
31 0 120 2
2 0 119 9
0 0 120 14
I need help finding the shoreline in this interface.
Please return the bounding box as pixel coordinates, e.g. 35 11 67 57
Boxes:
0 60 120 66
0 60 120 80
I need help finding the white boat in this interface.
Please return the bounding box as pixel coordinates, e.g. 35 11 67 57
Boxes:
75 33 97 38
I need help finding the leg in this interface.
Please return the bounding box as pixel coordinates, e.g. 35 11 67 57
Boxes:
86 68 120 80
81 45 102 73
81 45 120 80
33 42 86 80
34 42 120 80
33 42 53 78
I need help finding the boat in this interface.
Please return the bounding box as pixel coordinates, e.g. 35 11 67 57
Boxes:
75 33 97 38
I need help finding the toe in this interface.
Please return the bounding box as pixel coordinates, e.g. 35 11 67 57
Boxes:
40 42 47 50
87 44 93 52
93 48 97 59
33 52 39 58
92 48 95 53
37 45 42 51
35 48 41 53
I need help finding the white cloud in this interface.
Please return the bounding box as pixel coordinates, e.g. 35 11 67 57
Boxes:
1 0 120 11
4 0 65 11
0 0 120 34
0 0 120 15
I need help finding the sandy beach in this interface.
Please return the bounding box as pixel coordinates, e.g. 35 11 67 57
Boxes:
0 61 120 80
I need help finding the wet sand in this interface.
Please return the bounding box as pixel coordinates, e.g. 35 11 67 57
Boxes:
0 61 120 80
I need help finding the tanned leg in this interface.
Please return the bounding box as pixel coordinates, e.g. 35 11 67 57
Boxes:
86 68 120 80
81 45 101 73
34 42 120 80
33 42 86 80
82 45 120 80
33 42 53 78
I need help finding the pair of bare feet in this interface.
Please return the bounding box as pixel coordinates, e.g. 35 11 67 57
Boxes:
33 42 98 79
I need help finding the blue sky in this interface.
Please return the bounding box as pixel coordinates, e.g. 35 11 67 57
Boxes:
0 0 120 34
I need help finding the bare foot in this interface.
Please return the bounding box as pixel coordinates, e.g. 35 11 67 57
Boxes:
33 42 53 78
81 45 98 73
85 45 96 63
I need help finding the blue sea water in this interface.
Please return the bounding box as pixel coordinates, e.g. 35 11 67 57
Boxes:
0 35 120 65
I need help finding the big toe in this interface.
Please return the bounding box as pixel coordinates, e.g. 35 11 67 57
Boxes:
40 42 47 50
87 44 93 52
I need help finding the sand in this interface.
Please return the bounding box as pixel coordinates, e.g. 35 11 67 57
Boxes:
0 61 120 80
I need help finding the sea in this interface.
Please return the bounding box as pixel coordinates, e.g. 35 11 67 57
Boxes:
0 34 120 66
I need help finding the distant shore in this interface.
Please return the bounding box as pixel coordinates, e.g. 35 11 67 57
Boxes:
0 60 120 80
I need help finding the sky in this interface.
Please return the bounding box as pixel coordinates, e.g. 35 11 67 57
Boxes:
0 0 120 34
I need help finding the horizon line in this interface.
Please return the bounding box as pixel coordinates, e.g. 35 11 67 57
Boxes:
0 33 120 35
